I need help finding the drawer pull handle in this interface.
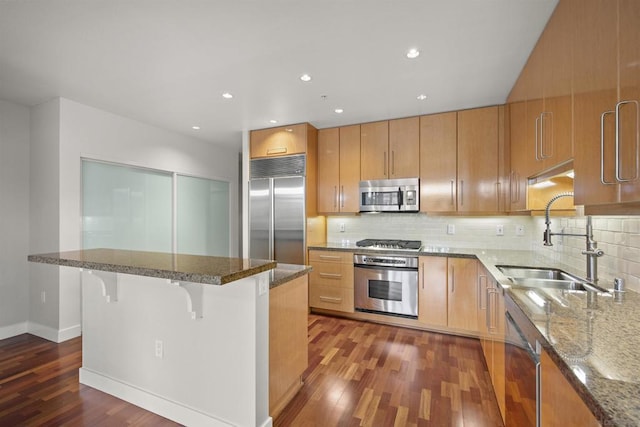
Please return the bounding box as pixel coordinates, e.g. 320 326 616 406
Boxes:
319 296 342 303
319 273 342 279
319 255 341 260
267 147 287 155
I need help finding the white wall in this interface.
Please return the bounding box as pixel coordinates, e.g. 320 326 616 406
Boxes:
29 97 241 341
0 100 30 339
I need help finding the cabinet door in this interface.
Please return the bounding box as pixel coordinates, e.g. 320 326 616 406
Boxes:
457 107 500 213
389 117 420 179
618 0 640 202
339 125 361 212
317 128 340 213
447 258 478 332
250 124 307 158
509 101 529 211
573 0 618 206
419 112 457 212
360 121 389 180
418 256 448 327
492 288 506 422
541 349 600 426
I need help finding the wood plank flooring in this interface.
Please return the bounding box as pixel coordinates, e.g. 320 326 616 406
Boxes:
0 314 503 426
275 315 504 427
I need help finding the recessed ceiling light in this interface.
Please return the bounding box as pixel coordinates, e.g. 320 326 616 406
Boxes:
192 126 200 130
269 119 278 124
222 92 233 99
300 74 312 82
417 94 427 100
334 108 344 114
406 48 420 59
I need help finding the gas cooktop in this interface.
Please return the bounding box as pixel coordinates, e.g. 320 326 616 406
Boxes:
355 239 422 251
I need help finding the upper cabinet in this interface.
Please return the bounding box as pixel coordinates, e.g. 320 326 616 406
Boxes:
317 125 361 214
250 123 314 159
360 118 419 180
458 106 502 213
573 0 640 209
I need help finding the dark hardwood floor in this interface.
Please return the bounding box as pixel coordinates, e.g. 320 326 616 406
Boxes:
0 315 503 426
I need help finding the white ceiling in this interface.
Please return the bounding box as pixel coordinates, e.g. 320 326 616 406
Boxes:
0 0 558 151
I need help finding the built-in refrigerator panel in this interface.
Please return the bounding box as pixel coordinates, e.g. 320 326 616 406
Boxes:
249 154 306 264
273 176 305 265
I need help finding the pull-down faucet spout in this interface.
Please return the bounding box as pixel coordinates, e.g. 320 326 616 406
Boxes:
543 192 604 283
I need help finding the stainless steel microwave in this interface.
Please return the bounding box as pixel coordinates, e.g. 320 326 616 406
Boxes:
359 178 419 212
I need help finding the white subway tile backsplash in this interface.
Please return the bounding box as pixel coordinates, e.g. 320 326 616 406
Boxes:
326 213 640 293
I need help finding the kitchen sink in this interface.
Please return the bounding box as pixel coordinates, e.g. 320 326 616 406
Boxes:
496 265 608 292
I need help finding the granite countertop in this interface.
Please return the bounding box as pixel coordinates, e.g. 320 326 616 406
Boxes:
28 248 277 285
269 263 313 288
309 243 638 426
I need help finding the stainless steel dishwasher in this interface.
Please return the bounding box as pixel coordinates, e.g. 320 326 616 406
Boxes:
505 311 541 427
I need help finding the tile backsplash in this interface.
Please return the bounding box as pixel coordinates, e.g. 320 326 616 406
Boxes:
326 213 640 292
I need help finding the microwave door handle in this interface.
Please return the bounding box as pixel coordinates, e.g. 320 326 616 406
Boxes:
398 187 403 210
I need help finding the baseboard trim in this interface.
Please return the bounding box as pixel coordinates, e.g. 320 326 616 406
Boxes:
79 368 237 427
58 324 81 342
27 322 60 342
0 322 28 340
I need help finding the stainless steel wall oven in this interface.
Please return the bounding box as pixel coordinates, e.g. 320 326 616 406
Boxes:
354 254 418 318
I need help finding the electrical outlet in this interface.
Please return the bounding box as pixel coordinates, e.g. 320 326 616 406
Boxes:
447 224 455 235
496 224 504 236
516 225 525 236
339 223 345 232
155 340 164 358
40 291 46 304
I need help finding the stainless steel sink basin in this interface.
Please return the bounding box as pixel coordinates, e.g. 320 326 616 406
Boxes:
496 265 607 292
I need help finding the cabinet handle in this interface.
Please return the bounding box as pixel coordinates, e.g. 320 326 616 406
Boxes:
450 180 455 206
334 186 338 208
319 296 342 304
392 151 395 175
516 172 520 203
267 147 287 155
535 115 541 161
615 100 640 183
450 265 455 293
477 275 487 310
384 152 388 177
319 272 342 279
600 110 616 185
420 262 424 289
540 111 553 159
485 288 492 329
496 182 501 210
459 180 464 206
341 185 345 208
318 255 341 261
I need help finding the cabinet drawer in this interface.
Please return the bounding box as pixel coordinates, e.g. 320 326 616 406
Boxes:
309 284 354 313
309 263 354 288
308 250 352 264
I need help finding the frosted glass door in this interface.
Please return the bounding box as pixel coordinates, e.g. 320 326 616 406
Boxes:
82 160 172 251
177 175 229 256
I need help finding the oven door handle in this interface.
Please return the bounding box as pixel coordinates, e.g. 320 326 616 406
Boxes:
397 187 403 209
354 263 417 272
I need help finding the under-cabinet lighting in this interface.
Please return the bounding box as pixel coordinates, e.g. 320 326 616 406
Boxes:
531 180 556 189
566 171 575 178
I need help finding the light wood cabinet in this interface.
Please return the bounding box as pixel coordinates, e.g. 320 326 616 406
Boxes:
250 123 312 158
447 257 479 332
457 106 501 213
361 118 419 180
508 101 533 211
419 112 457 212
317 125 361 213
541 349 601 426
308 250 354 313
418 256 448 327
269 275 309 417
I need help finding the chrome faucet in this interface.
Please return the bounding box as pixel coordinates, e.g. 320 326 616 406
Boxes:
543 192 604 283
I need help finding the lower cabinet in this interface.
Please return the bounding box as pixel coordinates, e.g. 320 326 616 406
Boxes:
418 256 478 333
541 349 601 427
478 266 506 422
269 275 309 417
308 250 354 313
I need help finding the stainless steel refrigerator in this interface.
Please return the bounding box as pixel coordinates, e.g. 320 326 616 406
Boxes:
249 154 306 265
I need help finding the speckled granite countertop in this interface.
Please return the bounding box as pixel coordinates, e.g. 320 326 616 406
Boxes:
309 243 637 426
269 263 312 288
28 248 277 285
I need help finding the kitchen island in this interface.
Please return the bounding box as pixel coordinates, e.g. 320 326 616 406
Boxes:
28 248 294 427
